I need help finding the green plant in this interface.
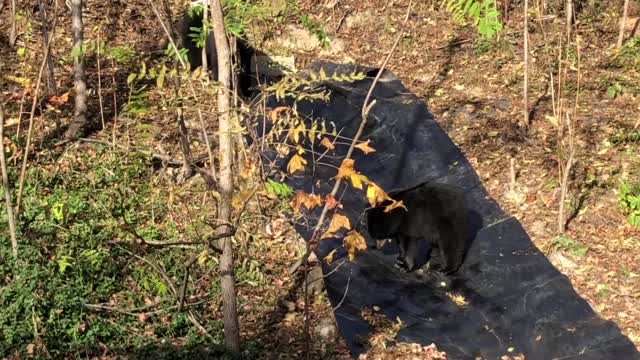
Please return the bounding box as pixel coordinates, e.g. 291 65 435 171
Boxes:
618 181 640 229
607 82 624 98
443 0 503 38
265 179 294 198
300 14 330 48
551 235 587 257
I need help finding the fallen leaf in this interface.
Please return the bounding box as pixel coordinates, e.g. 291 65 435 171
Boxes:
320 137 335 149
287 154 307 173
47 92 70 106
321 213 351 239
344 230 367 261
355 140 376 154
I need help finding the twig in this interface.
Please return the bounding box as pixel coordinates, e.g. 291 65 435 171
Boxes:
147 0 217 181
523 0 529 126
16 0 58 216
96 33 106 130
332 274 351 312
298 2 413 357
0 109 18 257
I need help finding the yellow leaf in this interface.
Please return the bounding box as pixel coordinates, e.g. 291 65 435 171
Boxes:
197 249 209 266
355 140 376 154
321 213 351 239
287 154 307 173
366 183 390 206
384 200 407 212
350 173 369 190
289 123 306 144
336 159 356 179
344 230 367 261
324 249 337 263
296 144 305 155
320 137 335 150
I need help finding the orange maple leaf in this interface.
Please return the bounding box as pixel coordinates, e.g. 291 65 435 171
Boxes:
290 191 322 213
344 230 367 261
321 213 351 239
355 140 376 154
320 137 335 150
287 154 307 173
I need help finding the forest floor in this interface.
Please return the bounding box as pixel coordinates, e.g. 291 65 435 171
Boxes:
0 0 639 358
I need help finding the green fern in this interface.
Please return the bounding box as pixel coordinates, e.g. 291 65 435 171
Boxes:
443 0 503 38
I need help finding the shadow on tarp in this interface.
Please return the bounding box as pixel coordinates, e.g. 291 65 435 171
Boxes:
256 62 640 359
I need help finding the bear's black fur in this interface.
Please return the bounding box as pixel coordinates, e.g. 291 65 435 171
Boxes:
366 182 469 274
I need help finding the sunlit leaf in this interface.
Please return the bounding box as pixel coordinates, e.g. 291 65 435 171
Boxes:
287 154 307 173
355 140 376 154
344 230 367 261
324 249 337 263
270 106 289 123
325 194 342 209
350 173 369 190
321 213 351 239
320 137 335 150
290 191 323 213
384 200 407 212
366 183 390 207
336 159 356 179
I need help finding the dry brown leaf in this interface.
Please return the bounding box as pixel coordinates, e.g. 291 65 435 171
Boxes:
344 230 367 261
384 200 407 212
336 158 356 179
287 154 307 173
290 191 323 213
47 91 70 106
320 137 335 149
270 106 289 123
355 139 376 154
289 123 306 144
324 194 342 209
324 249 337 263
321 213 352 239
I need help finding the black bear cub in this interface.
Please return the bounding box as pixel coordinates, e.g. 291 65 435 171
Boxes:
366 182 469 274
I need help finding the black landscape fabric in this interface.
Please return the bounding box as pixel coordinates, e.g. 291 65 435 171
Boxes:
256 62 640 359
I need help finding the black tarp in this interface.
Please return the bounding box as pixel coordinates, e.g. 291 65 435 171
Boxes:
256 62 640 359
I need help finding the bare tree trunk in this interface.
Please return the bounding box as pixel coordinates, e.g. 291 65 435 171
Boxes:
0 109 18 258
523 0 529 126
617 0 630 49
9 0 17 46
209 0 240 353
65 0 88 140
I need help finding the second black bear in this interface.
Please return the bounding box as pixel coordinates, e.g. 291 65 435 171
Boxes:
366 182 469 274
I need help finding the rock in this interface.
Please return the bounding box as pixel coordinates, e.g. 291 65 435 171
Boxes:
548 252 577 270
314 317 336 340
